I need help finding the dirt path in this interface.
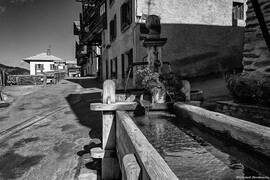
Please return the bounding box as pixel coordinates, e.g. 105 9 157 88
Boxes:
0 78 102 180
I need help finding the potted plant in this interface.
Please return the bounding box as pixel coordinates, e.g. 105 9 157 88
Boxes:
136 67 166 103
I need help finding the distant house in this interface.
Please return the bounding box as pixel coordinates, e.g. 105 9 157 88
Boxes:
23 49 66 75
66 61 81 77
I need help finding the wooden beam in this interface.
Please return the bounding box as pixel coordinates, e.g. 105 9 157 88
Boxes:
90 102 138 111
116 111 178 180
101 80 120 179
90 147 116 159
91 102 172 111
122 154 141 180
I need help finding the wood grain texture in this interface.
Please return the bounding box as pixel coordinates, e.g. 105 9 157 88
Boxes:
122 154 141 180
116 111 178 180
91 102 172 111
90 102 138 111
101 80 120 180
174 102 270 157
103 80 116 104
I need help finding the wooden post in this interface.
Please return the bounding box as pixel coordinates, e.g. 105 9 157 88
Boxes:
43 75 47 87
3 70 6 87
0 70 2 87
122 154 141 180
16 76 19 86
102 80 120 179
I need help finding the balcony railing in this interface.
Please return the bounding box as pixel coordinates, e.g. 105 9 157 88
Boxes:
80 0 106 43
75 42 89 61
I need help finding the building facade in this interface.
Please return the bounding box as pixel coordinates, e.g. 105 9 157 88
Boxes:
74 0 106 78
23 49 66 76
75 0 247 88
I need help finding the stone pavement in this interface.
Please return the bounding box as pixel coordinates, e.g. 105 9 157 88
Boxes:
0 78 103 180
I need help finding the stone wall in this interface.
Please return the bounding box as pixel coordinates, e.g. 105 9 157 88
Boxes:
216 101 270 127
226 0 270 105
243 0 270 73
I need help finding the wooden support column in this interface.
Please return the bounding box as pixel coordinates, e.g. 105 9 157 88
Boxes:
101 80 120 179
43 75 47 87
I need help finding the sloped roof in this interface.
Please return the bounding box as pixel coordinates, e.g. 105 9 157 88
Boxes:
23 52 63 62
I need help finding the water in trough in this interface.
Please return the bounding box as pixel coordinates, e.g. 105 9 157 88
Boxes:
130 111 270 179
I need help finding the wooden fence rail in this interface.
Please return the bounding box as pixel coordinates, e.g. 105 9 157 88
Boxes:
8 75 46 86
90 80 178 180
116 111 178 180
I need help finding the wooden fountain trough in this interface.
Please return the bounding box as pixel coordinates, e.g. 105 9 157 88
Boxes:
90 80 270 180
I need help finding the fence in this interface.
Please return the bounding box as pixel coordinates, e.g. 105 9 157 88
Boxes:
7 75 46 86
90 80 178 180
0 70 7 87
54 72 66 84
7 72 66 86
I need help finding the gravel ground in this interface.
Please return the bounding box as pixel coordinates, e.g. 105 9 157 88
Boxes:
0 78 102 180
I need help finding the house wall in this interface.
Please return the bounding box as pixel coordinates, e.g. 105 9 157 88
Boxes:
136 0 233 26
104 0 137 88
29 61 67 75
135 0 246 78
135 24 245 78
29 61 54 75
102 0 246 88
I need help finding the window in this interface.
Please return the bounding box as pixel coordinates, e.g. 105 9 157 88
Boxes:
110 15 117 42
109 0 114 6
106 60 109 79
36 64 43 70
127 49 133 78
233 2 244 20
121 54 125 79
50 64 55 70
120 0 132 31
111 57 118 79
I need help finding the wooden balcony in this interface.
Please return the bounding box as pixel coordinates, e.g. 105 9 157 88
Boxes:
75 42 89 66
73 21 81 36
80 0 106 44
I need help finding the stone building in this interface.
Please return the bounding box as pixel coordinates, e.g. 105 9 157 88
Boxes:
74 0 247 89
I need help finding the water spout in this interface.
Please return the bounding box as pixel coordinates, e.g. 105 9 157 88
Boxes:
124 67 132 94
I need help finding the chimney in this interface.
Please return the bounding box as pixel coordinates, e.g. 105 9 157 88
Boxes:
47 48 51 56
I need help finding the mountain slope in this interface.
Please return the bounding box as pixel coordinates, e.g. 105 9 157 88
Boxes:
0 63 29 75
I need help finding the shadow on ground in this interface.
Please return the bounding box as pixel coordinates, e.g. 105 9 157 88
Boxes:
65 78 103 174
0 137 44 179
66 78 101 89
66 92 102 139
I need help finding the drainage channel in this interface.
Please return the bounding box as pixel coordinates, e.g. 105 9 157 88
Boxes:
130 111 270 179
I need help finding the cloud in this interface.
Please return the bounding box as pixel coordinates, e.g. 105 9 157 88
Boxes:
0 6 6 15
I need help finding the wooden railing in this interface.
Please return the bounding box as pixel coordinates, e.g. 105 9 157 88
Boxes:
90 80 178 180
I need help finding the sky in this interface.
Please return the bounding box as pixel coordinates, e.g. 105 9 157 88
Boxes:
0 0 81 69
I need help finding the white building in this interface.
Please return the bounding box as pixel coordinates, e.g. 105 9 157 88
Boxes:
23 49 66 75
